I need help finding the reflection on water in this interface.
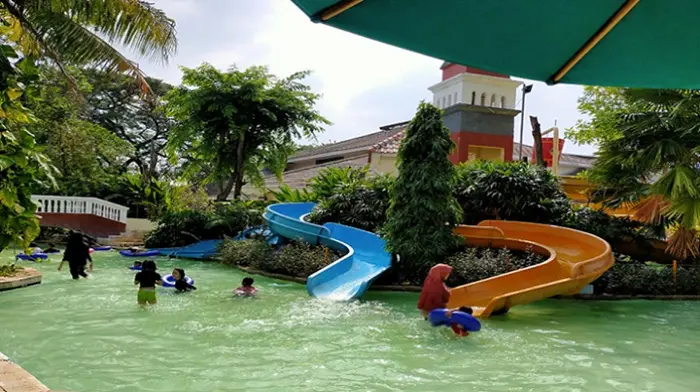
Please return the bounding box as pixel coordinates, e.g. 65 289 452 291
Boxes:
1 252 699 391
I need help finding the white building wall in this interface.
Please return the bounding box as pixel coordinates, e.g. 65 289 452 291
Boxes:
430 73 521 111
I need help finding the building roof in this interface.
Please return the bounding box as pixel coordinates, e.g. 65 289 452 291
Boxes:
368 129 594 168
289 122 407 162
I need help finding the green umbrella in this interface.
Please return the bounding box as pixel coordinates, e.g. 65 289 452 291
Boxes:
291 0 700 88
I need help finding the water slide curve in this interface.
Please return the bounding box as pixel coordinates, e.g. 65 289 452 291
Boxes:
263 202 391 300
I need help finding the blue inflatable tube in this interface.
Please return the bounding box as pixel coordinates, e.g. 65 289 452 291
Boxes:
428 308 481 332
16 253 48 261
93 246 112 251
119 250 159 257
129 265 142 271
161 274 194 288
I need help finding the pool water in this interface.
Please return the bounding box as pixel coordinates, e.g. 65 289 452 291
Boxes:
1 251 699 392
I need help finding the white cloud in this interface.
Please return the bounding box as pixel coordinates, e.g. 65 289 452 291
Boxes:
137 0 595 155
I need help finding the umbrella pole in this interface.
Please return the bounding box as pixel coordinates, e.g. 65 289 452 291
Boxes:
551 0 639 83
318 0 364 21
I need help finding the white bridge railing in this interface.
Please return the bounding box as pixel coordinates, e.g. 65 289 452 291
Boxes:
31 195 129 224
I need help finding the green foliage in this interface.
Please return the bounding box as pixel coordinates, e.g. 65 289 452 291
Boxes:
0 263 23 277
309 174 393 233
0 51 57 252
168 185 213 213
307 166 369 199
218 238 340 278
385 102 462 278
269 184 316 202
144 203 263 248
594 255 700 295
583 88 700 257
446 247 546 287
454 160 571 225
165 63 329 201
564 207 665 243
568 86 629 145
0 0 177 93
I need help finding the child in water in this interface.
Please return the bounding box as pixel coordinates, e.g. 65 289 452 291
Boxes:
233 277 258 297
130 261 143 270
172 268 197 292
448 306 473 337
134 260 161 305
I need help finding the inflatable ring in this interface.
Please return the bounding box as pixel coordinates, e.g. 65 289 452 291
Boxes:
129 265 142 271
161 274 194 288
93 246 112 251
16 253 48 261
119 250 160 257
428 308 481 332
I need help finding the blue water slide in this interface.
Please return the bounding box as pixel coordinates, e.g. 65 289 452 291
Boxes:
263 202 391 300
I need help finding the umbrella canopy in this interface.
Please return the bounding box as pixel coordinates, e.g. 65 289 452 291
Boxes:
291 0 700 88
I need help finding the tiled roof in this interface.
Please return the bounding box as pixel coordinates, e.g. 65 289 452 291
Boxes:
289 122 407 161
238 155 372 198
370 131 594 167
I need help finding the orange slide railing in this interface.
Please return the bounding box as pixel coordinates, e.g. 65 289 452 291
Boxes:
448 221 614 318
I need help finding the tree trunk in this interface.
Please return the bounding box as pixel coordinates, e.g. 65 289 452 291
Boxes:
232 130 247 200
530 116 546 168
217 176 235 201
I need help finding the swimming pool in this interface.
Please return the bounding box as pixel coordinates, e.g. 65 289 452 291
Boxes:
1 251 698 391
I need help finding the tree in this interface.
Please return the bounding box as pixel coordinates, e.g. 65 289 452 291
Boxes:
568 86 634 145
165 64 329 201
82 69 174 181
0 0 176 93
0 50 57 252
385 102 462 279
588 89 700 259
26 66 132 195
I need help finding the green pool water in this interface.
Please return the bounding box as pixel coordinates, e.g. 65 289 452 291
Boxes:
1 251 699 392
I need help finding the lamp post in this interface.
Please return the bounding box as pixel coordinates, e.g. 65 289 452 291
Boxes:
518 84 533 160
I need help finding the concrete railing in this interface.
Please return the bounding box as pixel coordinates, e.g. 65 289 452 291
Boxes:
31 195 129 224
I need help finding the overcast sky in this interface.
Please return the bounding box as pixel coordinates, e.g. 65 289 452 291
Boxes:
134 0 596 156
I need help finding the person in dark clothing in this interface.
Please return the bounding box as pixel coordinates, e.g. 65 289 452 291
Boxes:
134 260 162 305
172 268 196 292
57 232 93 279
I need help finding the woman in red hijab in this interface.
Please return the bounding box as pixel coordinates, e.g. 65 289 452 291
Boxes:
417 263 453 317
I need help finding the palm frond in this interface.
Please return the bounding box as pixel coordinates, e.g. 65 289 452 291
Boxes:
667 226 699 260
632 195 667 225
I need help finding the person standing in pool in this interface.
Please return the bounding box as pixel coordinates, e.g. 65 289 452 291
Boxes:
417 263 453 318
172 268 196 292
57 232 93 279
134 260 162 305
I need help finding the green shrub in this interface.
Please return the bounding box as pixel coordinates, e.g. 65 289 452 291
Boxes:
269 184 316 202
219 239 269 267
308 174 393 233
217 238 341 278
454 160 571 225
593 255 700 295
308 166 369 199
385 102 462 280
144 203 263 248
0 263 23 277
446 246 546 286
564 207 664 243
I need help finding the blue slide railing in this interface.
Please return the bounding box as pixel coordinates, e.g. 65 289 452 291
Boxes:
263 202 391 300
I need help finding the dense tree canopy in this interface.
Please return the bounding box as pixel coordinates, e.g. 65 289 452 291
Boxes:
165 63 329 200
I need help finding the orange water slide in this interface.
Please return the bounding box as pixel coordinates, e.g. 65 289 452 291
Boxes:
447 221 614 318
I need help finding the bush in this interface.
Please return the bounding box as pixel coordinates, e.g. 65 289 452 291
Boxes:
308 174 393 233
218 239 269 267
218 238 342 278
385 102 462 279
0 263 23 277
308 166 369 199
593 255 700 295
454 160 571 225
564 207 664 243
144 203 263 248
446 246 546 286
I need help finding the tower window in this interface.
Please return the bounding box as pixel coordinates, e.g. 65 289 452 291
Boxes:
480 93 486 106
471 91 476 105
490 94 497 107
501 96 506 108
454 92 458 104
442 97 446 108
447 94 452 106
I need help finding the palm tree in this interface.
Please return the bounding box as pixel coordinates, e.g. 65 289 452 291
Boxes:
0 0 177 93
591 89 700 259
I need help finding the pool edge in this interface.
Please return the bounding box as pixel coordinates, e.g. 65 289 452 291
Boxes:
0 268 42 292
0 351 52 392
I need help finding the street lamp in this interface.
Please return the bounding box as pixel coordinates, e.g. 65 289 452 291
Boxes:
518 84 533 160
